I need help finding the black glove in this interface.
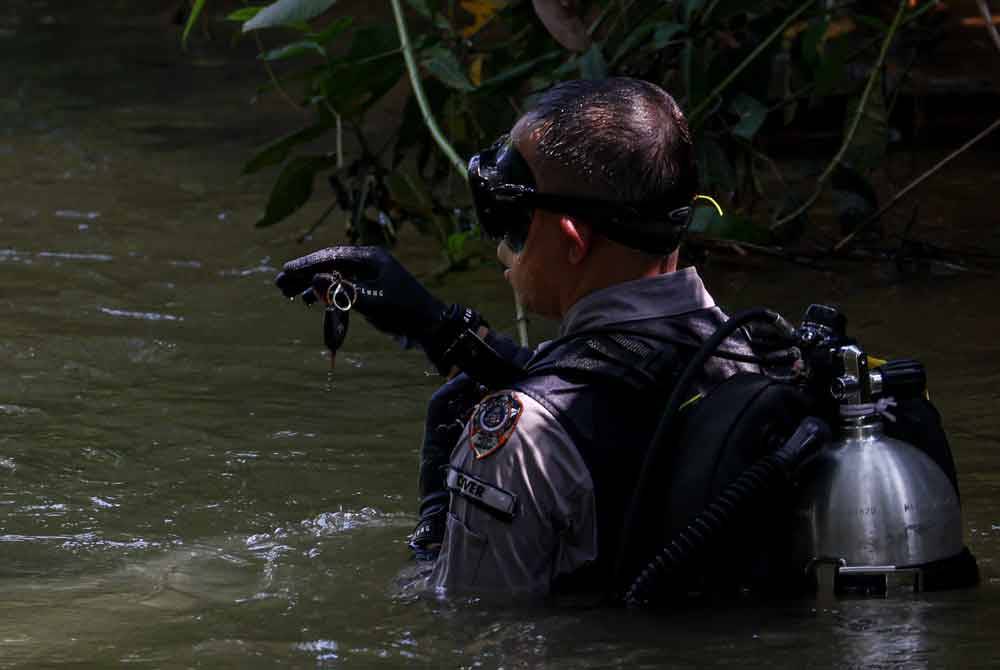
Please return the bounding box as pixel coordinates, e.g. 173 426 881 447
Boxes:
276 246 447 341
276 246 532 379
411 372 487 559
418 372 485 501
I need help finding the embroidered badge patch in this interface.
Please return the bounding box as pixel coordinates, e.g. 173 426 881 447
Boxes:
469 391 523 460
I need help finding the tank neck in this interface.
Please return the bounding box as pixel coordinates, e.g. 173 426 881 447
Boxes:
839 410 884 440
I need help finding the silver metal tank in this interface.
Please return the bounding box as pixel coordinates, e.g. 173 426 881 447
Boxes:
793 410 964 570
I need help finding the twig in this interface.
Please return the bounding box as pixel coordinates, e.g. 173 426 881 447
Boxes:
389 0 529 347
588 2 616 36
353 174 375 234
253 33 308 113
335 114 343 169
701 0 724 24
688 0 815 127
977 0 1000 53
389 0 465 175
696 238 831 270
771 0 908 231
833 116 1000 252
602 0 638 41
699 238 994 277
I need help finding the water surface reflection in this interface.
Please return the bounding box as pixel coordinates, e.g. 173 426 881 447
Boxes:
1 1 998 668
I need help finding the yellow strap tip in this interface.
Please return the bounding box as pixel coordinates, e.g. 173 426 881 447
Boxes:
693 194 724 217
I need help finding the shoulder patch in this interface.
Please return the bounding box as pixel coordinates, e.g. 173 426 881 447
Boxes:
469 391 523 460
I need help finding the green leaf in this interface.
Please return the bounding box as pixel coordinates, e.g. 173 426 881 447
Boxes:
227 6 264 22
421 46 475 91
611 22 656 66
578 44 607 80
311 16 352 43
320 56 405 119
181 0 208 49
683 0 705 22
478 51 562 89
729 94 768 141
243 122 331 175
652 22 685 49
800 16 828 71
446 230 472 261
405 0 433 20
348 24 400 60
255 155 339 227
253 63 326 96
260 40 326 61
854 14 889 32
243 0 338 32
434 12 454 33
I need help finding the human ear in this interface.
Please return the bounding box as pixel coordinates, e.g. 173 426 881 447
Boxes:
559 216 592 265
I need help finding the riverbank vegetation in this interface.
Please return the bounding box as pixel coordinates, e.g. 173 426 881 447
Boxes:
182 0 1000 275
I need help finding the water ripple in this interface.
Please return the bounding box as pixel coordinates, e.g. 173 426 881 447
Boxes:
0 403 41 416
295 639 339 661
301 507 396 536
219 257 276 277
38 251 113 262
99 307 183 322
0 533 159 553
54 209 100 220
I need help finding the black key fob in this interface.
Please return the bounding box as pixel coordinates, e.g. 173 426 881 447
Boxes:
323 306 350 368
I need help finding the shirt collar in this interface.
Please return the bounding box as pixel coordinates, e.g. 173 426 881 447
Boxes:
558 266 716 337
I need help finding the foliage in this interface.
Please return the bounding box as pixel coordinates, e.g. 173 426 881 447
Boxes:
185 0 941 262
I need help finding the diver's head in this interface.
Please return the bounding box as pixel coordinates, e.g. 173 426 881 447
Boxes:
469 78 698 319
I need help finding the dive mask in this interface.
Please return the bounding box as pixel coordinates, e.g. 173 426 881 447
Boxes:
467 134 695 254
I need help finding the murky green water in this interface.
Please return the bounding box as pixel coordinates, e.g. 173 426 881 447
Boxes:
2 2 999 667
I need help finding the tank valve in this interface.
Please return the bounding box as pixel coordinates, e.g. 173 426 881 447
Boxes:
830 375 860 401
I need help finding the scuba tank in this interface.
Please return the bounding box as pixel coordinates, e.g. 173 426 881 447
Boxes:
792 343 974 595
620 304 978 605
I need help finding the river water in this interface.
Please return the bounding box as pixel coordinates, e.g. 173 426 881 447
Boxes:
2 2 999 667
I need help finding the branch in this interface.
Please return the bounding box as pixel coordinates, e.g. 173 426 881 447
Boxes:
389 0 530 347
389 0 466 176
832 115 1000 252
771 0 909 231
976 0 1000 53
688 0 815 127
696 238 830 270
254 32 309 113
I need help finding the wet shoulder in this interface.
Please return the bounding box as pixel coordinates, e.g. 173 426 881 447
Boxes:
451 390 593 510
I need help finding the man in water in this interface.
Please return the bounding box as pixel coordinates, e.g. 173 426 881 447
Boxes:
275 78 753 597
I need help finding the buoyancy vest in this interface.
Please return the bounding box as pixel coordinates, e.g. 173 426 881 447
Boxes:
510 314 754 591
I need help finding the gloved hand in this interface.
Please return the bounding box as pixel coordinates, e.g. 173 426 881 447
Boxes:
418 372 485 500
411 372 487 559
275 246 448 342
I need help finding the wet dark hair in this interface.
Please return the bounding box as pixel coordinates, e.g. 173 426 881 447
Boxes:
518 77 698 208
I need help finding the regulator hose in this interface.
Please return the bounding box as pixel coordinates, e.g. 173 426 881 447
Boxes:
624 416 831 605
612 308 798 596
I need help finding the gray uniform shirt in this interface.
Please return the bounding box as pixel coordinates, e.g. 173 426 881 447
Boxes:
428 268 746 597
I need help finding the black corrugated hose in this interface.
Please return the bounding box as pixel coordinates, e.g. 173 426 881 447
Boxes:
612 308 798 596
625 416 831 605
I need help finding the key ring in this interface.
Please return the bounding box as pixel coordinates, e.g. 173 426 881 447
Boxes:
330 281 357 311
